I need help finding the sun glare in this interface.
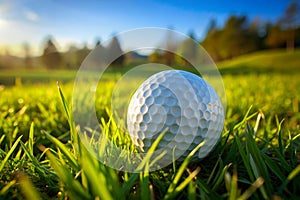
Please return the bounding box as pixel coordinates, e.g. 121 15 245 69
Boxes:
0 18 8 27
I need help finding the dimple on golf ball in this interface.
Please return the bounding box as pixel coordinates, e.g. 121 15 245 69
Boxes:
127 70 224 162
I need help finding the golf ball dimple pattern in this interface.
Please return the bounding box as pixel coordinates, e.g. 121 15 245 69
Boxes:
127 70 224 162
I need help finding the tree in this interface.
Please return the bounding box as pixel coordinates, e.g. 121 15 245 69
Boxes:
278 1 300 50
161 28 178 65
265 25 286 48
23 42 32 69
202 15 262 60
148 49 162 63
176 31 199 66
41 37 62 69
206 18 218 35
202 22 222 60
106 36 125 67
76 44 91 67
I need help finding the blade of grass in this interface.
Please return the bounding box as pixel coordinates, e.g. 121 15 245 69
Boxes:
287 165 300 182
18 172 42 200
195 177 212 194
80 143 122 200
122 173 139 194
188 181 196 200
261 153 285 182
164 141 205 199
211 163 232 191
0 135 22 172
245 125 272 198
207 157 221 185
0 180 16 196
237 177 264 200
57 82 79 157
20 141 56 176
228 167 238 200
224 172 231 193
140 164 150 200
135 130 167 172
233 105 257 130
28 122 34 155
278 164 300 194
173 167 200 193
44 132 79 171
0 134 5 145
276 117 284 155
46 150 91 200
234 134 255 182
11 127 19 148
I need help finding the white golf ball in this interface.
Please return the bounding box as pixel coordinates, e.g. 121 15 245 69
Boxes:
127 70 224 162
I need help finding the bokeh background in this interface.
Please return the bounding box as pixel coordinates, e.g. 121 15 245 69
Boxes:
0 0 299 72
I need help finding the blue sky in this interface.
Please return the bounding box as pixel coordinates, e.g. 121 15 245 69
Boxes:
0 0 295 56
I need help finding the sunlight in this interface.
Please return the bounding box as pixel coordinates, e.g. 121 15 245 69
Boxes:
0 18 8 27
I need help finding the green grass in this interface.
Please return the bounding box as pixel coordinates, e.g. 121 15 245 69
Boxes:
0 49 299 199
218 49 300 74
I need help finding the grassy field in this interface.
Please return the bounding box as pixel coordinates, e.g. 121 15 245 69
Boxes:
218 49 300 74
0 50 300 199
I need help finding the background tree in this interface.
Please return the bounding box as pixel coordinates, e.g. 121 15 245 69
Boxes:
76 43 91 67
23 42 32 69
265 25 286 48
106 36 124 67
148 49 162 63
206 18 218 35
161 28 178 65
41 37 62 69
64 45 79 69
201 24 222 60
176 31 198 66
202 15 262 61
278 1 300 51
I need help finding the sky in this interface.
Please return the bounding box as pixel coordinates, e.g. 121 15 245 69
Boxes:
0 0 296 56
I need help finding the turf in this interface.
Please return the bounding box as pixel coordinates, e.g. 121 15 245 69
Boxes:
218 49 300 74
0 49 299 199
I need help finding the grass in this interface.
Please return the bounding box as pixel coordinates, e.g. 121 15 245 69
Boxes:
0 49 299 199
218 49 300 74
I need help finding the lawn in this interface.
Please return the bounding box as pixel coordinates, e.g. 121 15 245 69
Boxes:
0 50 299 199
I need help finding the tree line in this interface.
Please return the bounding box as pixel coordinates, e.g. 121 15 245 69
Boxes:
0 35 125 70
150 1 300 63
201 1 300 61
31 35 124 70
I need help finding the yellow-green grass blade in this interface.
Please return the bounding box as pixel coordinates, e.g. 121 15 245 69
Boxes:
0 180 16 196
278 164 300 194
0 135 5 145
18 172 42 200
20 141 55 176
45 132 80 171
46 150 91 199
164 141 205 199
0 135 22 172
135 130 167 172
57 83 79 157
228 168 239 200
28 122 34 155
174 167 200 194
238 177 264 200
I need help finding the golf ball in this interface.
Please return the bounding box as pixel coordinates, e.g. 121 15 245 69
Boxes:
127 70 224 162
